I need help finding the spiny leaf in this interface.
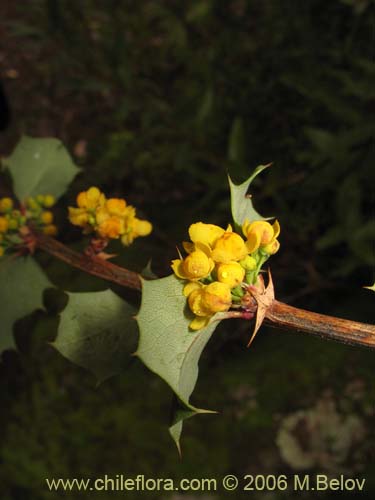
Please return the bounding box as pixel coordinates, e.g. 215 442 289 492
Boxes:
136 275 219 449
53 290 137 383
0 257 52 353
3 135 80 202
229 164 271 230
169 400 199 457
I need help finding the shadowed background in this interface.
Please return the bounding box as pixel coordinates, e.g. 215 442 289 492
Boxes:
0 1 374 499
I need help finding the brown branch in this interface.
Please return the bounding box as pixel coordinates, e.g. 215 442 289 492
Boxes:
265 300 375 349
32 230 141 291
32 232 375 349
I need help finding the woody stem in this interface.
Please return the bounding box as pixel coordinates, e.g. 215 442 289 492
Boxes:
32 231 375 349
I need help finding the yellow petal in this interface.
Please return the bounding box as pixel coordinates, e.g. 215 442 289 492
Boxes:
171 259 186 279
183 281 202 297
194 241 212 257
212 232 248 263
217 261 245 287
133 219 152 236
272 219 281 238
189 316 210 331
245 231 261 253
188 222 225 247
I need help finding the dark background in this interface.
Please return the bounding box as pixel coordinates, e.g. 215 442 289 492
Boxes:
0 1 374 499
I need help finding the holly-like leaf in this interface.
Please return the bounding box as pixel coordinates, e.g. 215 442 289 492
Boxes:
53 290 137 383
3 135 80 202
0 257 52 353
136 275 219 449
229 164 271 230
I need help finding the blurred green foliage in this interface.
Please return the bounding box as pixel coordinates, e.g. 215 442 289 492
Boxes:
0 0 374 498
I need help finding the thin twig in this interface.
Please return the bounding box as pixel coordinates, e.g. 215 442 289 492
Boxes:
32 230 142 291
32 231 375 349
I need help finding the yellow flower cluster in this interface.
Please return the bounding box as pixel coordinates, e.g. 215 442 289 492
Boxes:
0 195 57 257
171 219 280 330
68 187 152 246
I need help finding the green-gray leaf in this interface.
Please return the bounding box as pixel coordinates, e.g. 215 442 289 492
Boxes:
136 275 219 449
53 290 137 383
3 135 80 202
229 164 271 230
0 257 52 353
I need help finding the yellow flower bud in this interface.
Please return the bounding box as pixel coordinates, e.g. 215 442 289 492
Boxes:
211 232 248 263
172 250 214 281
8 219 19 230
188 288 212 317
188 222 225 248
43 194 56 208
0 246 4 257
77 187 105 209
133 219 152 237
68 207 89 227
0 197 13 212
106 198 128 217
40 211 54 224
43 224 58 236
243 219 280 253
0 216 9 233
239 255 257 271
97 216 124 239
26 197 39 210
217 261 245 288
121 232 134 247
243 220 273 243
36 194 45 205
202 281 232 313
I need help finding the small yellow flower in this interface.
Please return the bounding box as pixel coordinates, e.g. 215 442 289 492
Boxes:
43 224 58 236
172 250 214 281
0 197 13 212
97 216 124 239
202 281 232 313
121 218 152 246
217 261 245 288
188 287 211 317
77 187 106 210
68 207 90 227
0 216 9 233
184 280 232 330
242 219 280 253
211 231 248 263
133 218 152 237
43 194 56 208
106 198 128 217
40 211 54 224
